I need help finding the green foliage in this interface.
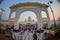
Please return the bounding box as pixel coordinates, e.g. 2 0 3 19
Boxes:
0 23 4 27
43 24 48 29
45 25 60 31
44 23 60 31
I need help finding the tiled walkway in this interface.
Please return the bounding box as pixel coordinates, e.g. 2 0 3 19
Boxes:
0 33 60 40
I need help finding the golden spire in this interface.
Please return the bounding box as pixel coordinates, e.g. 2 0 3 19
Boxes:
28 16 31 21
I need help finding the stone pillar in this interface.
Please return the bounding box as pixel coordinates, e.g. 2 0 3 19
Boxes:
14 12 20 30
36 10 43 30
45 10 50 28
9 10 14 25
9 10 13 19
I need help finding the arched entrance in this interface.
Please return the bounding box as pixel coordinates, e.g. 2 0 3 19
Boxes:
9 2 50 30
18 11 37 29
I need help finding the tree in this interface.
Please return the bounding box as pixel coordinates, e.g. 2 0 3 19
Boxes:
57 0 60 3
0 0 3 4
48 0 56 27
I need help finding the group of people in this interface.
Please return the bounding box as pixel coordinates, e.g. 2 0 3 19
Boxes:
11 28 44 40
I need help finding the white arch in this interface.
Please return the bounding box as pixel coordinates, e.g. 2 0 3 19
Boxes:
41 11 47 18
10 12 16 18
19 11 37 22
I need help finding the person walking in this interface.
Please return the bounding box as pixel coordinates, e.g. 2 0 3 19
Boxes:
33 31 37 40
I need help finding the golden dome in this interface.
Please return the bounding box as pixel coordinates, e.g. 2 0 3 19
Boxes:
28 16 31 21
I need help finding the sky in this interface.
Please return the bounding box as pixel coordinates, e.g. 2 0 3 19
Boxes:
0 0 60 21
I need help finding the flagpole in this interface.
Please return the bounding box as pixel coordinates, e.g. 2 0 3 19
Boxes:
48 0 56 27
